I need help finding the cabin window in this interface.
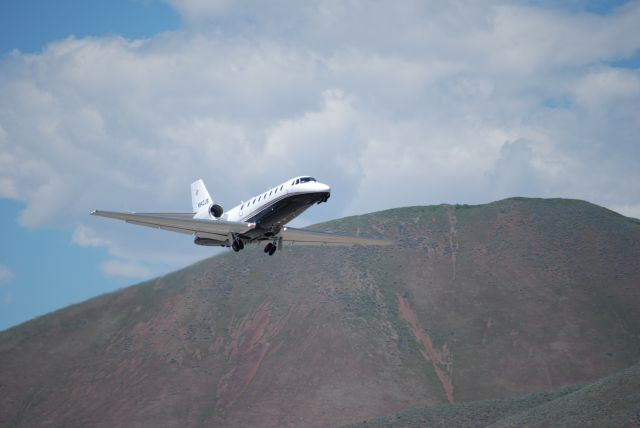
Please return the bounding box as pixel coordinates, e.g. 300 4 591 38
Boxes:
269 191 272 196
241 204 244 209
280 185 283 191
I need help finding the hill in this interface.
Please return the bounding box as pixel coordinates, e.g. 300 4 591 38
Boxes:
341 361 640 427
1 198 639 427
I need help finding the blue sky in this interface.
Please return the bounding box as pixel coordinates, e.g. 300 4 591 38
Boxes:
0 0 179 55
0 0 181 329
0 199 132 325
1 0 639 330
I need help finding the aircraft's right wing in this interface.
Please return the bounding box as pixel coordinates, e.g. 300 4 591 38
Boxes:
277 226 393 246
90 210 255 240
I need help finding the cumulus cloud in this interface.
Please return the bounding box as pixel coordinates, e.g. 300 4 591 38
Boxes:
572 66 640 110
1 1 639 276
72 225 111 247
488 139 548 199
0 265 14 287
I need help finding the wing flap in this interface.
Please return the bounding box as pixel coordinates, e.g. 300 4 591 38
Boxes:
91 210 255 235
135 212 197 219
278 226 392 246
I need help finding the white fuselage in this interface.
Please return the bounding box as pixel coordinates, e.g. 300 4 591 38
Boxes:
196 176 331 230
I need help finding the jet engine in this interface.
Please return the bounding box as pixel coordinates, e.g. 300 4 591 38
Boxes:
194 237 225 246
209 203 224 218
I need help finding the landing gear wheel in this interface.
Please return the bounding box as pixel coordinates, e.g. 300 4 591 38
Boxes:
318 193 330 203
237 239 244 250
264 243 277 254
232 241 240 252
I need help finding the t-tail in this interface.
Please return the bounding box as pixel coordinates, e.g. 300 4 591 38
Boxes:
191 179 224 219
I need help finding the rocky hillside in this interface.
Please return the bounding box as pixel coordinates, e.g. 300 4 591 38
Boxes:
1 198 639 427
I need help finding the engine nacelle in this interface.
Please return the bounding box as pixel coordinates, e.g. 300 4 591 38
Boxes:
194 237 225 246
209 204 224 218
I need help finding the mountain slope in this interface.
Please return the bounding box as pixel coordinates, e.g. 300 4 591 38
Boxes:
491 361 640 427
340 361 640 428
1 198 639 427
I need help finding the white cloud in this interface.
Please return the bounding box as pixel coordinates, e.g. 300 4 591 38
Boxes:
572 66 640 110
0 178 17 198
100 259 152 279
1 1 639 275
484 3 640 73
71 225 111 247
487 139 548 199
0 265 14 287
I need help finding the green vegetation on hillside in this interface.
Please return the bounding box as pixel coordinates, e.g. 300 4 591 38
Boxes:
339 361 640 428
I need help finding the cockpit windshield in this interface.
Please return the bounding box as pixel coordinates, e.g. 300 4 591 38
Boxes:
299 177 316 184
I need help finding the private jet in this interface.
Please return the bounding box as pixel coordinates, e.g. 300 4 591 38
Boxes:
91 176 391 256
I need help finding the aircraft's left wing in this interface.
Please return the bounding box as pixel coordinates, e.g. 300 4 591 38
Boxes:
277 226 393 246
90 210 255 237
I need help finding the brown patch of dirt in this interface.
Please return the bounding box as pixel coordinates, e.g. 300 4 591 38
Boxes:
209 336 224 354
398 296 454 403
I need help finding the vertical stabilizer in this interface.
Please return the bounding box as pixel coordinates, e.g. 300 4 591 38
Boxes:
191 179 213 212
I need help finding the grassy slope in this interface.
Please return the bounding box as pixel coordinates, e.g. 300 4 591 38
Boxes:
491 361 640 428
339 361 640 428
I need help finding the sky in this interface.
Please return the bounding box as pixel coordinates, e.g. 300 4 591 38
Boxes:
0 0 639 330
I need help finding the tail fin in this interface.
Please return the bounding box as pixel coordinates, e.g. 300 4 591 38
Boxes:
191 179 213 212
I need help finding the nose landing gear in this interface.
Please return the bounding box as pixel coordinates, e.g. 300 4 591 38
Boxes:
317 192 331 204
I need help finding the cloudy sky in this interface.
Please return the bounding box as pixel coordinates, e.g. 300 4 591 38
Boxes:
1 0 639 330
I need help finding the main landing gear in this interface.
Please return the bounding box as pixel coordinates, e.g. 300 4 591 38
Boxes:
264 242 277 256
231 238 245 252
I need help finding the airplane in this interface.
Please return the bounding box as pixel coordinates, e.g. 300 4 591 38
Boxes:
91 176 392 256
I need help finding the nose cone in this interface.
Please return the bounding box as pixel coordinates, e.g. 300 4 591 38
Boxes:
300 179 331 194
318 182 331 193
